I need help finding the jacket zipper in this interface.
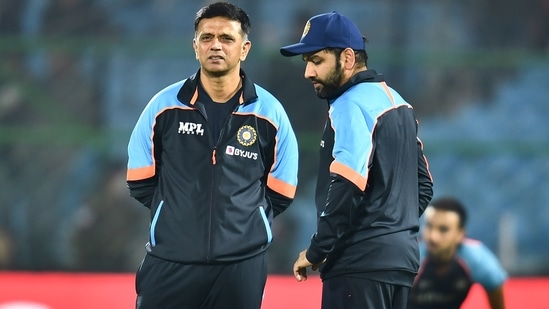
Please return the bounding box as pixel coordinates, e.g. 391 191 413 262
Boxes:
193 102 216 262
206 99 241 262
207 146 219 261
207 159 215 262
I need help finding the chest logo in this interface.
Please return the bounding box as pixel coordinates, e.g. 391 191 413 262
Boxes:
237 125 257 146
225 145 258 160
178 121 204 136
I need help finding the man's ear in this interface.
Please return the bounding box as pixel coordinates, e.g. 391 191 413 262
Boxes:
193 39 199 60
240 40 252 61
342 48 356 70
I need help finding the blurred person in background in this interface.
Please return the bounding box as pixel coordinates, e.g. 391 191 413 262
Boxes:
126 2 298 308
280 11 433 309
407 197 507 309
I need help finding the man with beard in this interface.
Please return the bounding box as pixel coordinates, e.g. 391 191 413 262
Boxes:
280 11 433 309
407 197 507 309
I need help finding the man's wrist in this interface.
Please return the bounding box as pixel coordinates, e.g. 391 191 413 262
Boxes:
305 244 325 264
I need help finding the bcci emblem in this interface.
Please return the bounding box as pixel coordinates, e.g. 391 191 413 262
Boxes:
237 125 257 147
302 20 311 38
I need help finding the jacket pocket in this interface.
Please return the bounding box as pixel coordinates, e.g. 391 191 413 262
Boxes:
150 200 164 247
258 206 273 243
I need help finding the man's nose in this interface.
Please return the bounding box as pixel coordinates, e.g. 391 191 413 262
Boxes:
304 63 315 79
425 229 439 242
210 37 222 49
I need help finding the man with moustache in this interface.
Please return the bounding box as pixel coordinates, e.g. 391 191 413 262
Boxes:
407 197 507 309
127 2 298 308
280 11 433 309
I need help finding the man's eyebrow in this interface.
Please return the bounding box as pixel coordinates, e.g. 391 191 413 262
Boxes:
303 54 320 61
201 30 232 35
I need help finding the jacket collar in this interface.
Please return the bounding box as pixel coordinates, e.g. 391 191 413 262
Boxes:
326 69 384 102
177 69 258 106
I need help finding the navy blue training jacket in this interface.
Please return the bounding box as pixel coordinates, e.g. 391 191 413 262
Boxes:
308 70 433 286
126 69 299 263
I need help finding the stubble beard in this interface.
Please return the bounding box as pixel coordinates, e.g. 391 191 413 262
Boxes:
313 61 344 99
429 245 457 264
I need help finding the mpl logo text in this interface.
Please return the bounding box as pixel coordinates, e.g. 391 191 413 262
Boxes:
178 122 204 136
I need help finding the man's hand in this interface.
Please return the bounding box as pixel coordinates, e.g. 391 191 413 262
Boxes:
293 249 313 282
487 285 506 309
293 249 326 282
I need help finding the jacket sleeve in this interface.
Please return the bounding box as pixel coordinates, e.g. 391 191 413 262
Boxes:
416 135 433 216
306 174 363 264
305 101 370 264
266 188 293 218
265 101 299 213
126 97 160 208
128 177 157 208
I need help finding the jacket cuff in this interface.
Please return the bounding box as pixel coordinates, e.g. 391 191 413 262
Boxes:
306 238 326 264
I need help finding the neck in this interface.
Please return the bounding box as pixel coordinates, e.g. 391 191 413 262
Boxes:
200 69 242 103
340 66 367 86
351 65 367 77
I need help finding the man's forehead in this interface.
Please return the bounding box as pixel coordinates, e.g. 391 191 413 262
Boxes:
424 207 461 224
197 17 241 30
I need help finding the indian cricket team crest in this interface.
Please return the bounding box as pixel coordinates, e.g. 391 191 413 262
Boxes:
237 125 257 146
302 20 311 38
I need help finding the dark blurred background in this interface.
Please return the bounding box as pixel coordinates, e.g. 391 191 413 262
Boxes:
0 0 547 275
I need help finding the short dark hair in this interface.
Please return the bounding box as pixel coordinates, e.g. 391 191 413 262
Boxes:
429 197 468 228
194 2 251 36
324 48 368 68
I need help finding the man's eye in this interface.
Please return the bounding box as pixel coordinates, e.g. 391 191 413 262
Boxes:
439 227 449 233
